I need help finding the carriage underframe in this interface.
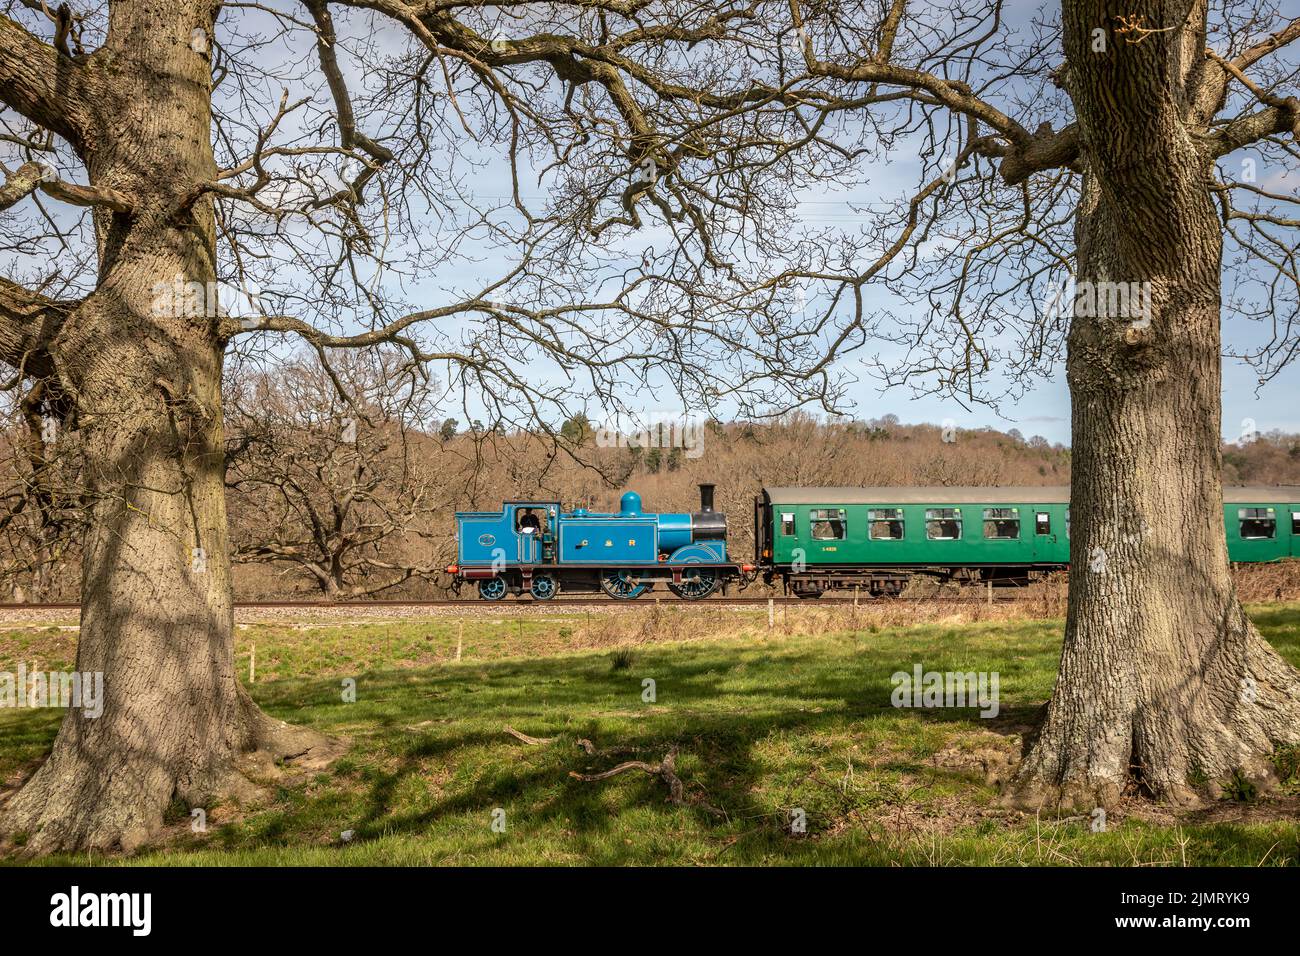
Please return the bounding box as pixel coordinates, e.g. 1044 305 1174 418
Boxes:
768 563 1070 598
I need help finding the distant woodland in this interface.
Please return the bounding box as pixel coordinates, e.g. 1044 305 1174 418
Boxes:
3 352 1297 602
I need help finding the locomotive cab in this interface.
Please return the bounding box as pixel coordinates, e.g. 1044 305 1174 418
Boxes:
455 500 560 571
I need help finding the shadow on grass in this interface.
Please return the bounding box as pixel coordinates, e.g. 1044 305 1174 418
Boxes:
228 629 1054 863
6 608 1299 865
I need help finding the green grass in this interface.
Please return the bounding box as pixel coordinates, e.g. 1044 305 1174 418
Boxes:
3 604 1300 866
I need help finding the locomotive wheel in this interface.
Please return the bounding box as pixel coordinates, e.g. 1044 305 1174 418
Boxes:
478 577 508 601
668 568 718 600
529 574 558 601
600 570 649 600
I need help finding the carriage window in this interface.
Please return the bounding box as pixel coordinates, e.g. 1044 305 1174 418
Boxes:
1065 509 1070 539
925 508 962 540
780 512 796 536
1035 512 1051 535
868 508 905 540
1239 507 1276 540
1292 512 1300 535
983 507 1020 539
810 508 846 540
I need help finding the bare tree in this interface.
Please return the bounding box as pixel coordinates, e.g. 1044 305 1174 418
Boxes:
225 350 450 599
770 0 1300 808
3 0 1290 854
0 388 84 600
0 0 852 852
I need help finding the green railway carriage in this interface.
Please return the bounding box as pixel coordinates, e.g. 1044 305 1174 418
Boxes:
755 485 1300 598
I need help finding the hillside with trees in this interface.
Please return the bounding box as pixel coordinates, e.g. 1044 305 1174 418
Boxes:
3 352 1295 602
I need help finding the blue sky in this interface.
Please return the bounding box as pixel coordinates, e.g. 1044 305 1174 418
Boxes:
838 360 1297 448
407 91 1300 450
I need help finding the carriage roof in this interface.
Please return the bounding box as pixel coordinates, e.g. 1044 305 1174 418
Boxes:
760 486 1300 505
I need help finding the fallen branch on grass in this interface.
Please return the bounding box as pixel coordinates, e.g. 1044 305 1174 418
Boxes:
503 726 723 815
503 725 555 747
501 725 604 756
569 747 686 806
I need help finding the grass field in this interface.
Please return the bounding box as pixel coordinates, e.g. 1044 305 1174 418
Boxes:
2 602 1299 866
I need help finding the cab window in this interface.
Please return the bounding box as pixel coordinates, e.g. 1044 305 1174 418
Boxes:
925 508 962 540
780 512 796 536
810 508 846 540
869 508 904 540
1239 507 1276 539
982 507 1020 540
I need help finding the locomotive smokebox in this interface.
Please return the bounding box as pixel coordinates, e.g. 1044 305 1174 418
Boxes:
691 483 725 541
690 510 727 541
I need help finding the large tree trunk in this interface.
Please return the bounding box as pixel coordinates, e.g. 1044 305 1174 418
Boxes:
1006 0 1300 809
0 0 328 854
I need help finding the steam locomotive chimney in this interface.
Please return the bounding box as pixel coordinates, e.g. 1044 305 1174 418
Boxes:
698 483 715 513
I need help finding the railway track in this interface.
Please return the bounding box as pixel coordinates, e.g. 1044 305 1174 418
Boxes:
0 593 1026 611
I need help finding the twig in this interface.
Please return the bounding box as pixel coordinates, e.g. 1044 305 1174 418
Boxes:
503 725 555 746
1114 14 1176 44
507 728 719 813
503 726 608 756
570 746 686 806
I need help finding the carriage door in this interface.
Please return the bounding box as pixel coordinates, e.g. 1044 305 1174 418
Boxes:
1291 506 1300 558
1032 511 1056 562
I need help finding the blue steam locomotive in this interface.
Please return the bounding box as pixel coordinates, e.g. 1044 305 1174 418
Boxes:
447 484 748 600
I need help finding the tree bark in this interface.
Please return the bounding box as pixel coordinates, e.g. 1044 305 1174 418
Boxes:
0 0 330 854
1005 0 1300 809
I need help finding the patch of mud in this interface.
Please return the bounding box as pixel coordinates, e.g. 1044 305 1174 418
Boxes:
1178 793 1300 826
846 793 1024 837
930 731 1022 787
